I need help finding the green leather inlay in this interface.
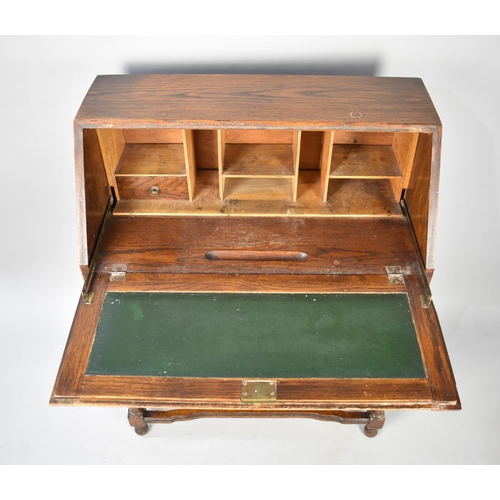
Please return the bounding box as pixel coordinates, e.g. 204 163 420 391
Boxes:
86 292 425 379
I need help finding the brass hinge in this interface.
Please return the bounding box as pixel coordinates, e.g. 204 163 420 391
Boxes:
386 266 405 285
420 290 433 309
241 380 277 403
110 263 127 281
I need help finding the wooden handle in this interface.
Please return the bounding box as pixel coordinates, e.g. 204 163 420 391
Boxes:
205 250 307 262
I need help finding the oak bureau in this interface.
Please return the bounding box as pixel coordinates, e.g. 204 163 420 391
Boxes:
51 74 460 437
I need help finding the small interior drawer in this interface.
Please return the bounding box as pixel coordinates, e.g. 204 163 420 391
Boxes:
116 176 189 200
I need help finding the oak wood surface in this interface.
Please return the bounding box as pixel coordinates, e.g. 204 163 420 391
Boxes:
404 133 433 266
223 144 295 177
95 215 420 275
123 128 183 144
113 170 403 217
138 408 374 424
224 129 294 144
127 408 384 438
107 272 406 294
115 144 186 176
81 129 111 261
299 131 323 170
406 275 460 407
392 132 419 189
95 129 124 199
223 177 293 201
193 130 218 169
77 376 434 409
330 145 402 178
50 274 108 402
325 179 401 215
75 75 441 128
116 175 189 200
183 129 196 200
333 131 394 145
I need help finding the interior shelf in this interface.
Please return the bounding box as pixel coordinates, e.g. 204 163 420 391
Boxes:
115 144 187 176
114 171 403 217
94 128 419 216
223 177 293 201
222 144 296 177
326 178 402 216
318 132 411 202
114 143 189 201
219 130 300 202
329 144 402 178
97 128 196 202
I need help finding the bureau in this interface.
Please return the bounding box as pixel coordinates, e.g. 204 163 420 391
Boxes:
51 74 460 437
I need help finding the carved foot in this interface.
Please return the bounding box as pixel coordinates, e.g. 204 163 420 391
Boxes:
134 423 150 436
363 410 385 438
128 408 149 436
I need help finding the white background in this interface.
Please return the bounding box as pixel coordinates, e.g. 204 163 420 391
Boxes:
1 36 499 467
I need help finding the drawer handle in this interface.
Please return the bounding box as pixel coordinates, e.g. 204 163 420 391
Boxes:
151 186 159 196
205 250 307 262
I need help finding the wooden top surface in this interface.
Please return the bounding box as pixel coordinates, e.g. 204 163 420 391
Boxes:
75 74 441 129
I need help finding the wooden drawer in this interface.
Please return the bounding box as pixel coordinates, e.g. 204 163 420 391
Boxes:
116 176 189 200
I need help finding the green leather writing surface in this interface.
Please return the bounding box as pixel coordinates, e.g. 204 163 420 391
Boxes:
86 292 425 378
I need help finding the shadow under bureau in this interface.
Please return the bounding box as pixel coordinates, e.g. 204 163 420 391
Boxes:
51 74 460 437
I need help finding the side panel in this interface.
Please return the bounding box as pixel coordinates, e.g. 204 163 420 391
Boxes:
75 126 111 267
404 130 441 270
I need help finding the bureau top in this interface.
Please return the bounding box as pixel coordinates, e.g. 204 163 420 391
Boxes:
75 74 441 129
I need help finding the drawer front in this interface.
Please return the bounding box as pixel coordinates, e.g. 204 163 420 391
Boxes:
116 176 189 200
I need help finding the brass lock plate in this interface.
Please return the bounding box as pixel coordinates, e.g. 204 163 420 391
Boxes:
241 380 277 403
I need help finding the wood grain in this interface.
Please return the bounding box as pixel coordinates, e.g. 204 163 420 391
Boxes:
75 75 441 128
50 274 108 403
95 129 125 199
406 275 460 407
75 376 434 409
113 170 403 217
116 176 189 200
96 215 420 275
115 144 186 176
298 131 323 170
224 129 294 144
404 133 433 266
81 129 111 262
223 144 295 177
333 131 394 145
193 130 218 169
107 272 407 294
326 179 401 216
183 129 196 200
123 128 183 144
320 131 334 201
330 145 402 178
